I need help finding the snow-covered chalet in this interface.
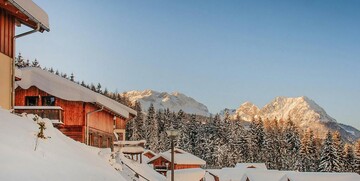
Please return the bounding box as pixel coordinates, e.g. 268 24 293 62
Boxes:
14 67 136 148
147 148 206 176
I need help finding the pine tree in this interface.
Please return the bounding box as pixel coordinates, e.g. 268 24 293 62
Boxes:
249 116 265 163
319 131 341 172
343 144 356 172
355 140 360 174
96 83 102 93
133 101 144 141
70 73 75 81
283 119 301 170
332 131 344 172
307 129 319 172
31 59 40 67
143 104 156 149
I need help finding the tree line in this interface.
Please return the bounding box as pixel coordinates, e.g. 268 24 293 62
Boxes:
127 103 360 173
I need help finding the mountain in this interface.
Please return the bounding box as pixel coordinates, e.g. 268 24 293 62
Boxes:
121 90 210 116
229 96 360 142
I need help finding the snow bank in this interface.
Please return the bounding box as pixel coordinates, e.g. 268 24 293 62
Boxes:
0 109 126 181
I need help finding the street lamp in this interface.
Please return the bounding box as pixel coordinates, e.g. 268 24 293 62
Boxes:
166 129 179 181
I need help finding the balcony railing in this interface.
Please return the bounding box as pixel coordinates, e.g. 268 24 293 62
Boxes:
14 106 64 124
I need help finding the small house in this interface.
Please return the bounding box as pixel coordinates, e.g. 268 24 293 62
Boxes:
15 67 136 148
147 148 206 176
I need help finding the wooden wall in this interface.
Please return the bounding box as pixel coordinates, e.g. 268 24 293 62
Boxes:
0 8 15 58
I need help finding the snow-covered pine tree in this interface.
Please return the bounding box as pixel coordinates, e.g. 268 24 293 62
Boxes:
233 117 250 163
332 131 344 172
319 131 341 172
70 73 75 81
343 144 356 172
249 116 265 163
283 119 301 170
31 59 40 68
355 140 360 174
297 130 310 172
143 104 158 151
125 116 135 140
307 129 319 172
96 83 102 93
187 114 198 154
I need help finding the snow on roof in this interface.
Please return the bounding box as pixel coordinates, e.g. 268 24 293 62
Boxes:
15 68 22 79
119 153 166 181
121 146 144 154
235 163 267 170
114 140 146 146
245 170 288 181
147 148 206 165
8 0 50 31
0 108 126 181
166 168 205 181
16 67 136 118
14 106 63 110
286 172 360 181
218 168 247 181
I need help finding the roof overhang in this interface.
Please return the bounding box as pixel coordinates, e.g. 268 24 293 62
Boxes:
1 0 49 32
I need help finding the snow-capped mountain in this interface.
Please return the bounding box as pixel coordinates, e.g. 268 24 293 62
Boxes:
228 96 360 142
122 90 210 116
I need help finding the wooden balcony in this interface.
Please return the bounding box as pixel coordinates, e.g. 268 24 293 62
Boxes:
14 106 64 124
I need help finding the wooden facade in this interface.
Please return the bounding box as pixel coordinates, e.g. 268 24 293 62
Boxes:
15 86 130 148
0 7 15 58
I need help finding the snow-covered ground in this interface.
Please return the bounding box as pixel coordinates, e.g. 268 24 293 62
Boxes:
0 108 126 181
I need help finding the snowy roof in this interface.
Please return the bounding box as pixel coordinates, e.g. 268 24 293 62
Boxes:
166 168 205 181
16 68 136 118
218 168 247 181
119 154 166 181
114 140 146 146
121 146 144 154
245 170 287 181
147 148 206 165
286 172 360 181
235 163 267 170
8 0 50 31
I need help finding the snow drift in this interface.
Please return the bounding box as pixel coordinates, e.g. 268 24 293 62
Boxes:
0 109 125 181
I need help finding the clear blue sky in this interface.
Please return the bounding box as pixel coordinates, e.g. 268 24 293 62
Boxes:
17 0 360 129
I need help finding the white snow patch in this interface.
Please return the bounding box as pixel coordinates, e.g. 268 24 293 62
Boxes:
0 109 126 181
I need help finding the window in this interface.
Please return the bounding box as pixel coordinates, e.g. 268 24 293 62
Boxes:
42 96 55 106
25 96 38 106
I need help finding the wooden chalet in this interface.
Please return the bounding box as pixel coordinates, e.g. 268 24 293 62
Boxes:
0 0 49 110
15 67 137 148
147 148 206 176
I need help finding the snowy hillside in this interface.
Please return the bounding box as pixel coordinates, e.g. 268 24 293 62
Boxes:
122 90 210 116
228 96 360 142
0 109 125 181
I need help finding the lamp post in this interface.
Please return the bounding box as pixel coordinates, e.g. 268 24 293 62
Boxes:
166 129 179 181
